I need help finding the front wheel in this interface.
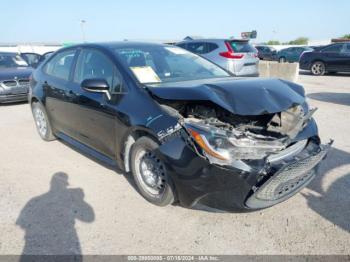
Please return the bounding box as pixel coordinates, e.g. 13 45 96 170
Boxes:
311 61 325 76
130 136 175 206
279 57 286 63
31 102 56 141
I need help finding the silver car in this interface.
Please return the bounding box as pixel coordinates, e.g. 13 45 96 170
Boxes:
176 39 259 76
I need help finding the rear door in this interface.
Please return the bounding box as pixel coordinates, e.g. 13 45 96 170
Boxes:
319 44 344 71
42 49 78 136
340 43 350 71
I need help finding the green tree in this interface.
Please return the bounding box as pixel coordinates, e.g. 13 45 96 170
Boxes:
266 40 281 45
342 34 350 39
288 37 309 45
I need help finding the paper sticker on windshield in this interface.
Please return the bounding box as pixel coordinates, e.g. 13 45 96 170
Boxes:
130 66 161 83
165 47 188 55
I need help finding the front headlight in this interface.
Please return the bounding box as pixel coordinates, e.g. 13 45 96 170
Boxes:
185 120 286 164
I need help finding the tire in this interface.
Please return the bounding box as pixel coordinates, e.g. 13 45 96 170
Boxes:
130 136 175 206
310 61 325 76
31 102 56 141
279 57 286 63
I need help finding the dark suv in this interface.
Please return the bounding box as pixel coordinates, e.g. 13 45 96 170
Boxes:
29 42 331 211
299 43 350 75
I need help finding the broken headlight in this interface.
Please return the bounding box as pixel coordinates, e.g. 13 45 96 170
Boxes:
185 120 286 163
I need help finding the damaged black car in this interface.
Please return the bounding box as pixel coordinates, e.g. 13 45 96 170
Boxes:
29 42 331 211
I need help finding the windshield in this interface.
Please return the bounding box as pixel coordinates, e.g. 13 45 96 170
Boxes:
0 53 29 68
114 45 230 84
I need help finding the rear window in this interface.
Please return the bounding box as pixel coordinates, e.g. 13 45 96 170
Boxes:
228 41 256 53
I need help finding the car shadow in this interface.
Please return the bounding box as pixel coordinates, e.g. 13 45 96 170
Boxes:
307 92 350 106
16 172 95 261
299 70 350 77
0 101 28 107
302 147 350 233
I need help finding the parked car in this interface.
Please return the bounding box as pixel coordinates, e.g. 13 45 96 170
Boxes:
255 45 277 60
277 46 313 63
0 52 32 103
29 42 331 211
20 52 42 68
176 39 259 76
300 42 350 75
20 51 55 68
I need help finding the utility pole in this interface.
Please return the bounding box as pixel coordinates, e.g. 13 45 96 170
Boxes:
80 20 87 42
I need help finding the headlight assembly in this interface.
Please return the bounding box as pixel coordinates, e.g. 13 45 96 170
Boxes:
185 120 286 164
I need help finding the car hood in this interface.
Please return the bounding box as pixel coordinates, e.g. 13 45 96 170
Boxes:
147 77 306 116
0 67 33 81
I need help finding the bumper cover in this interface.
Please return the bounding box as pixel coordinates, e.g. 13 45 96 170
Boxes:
157 131 331 211
0 92 28 103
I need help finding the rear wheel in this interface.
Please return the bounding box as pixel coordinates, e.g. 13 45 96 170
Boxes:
311 61 325 76
31 102 56 141
130 136 175 206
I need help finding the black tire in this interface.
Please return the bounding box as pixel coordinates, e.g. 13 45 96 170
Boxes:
31 102 56 141
310 61 326 76
279 57 286 63
130 136 175 206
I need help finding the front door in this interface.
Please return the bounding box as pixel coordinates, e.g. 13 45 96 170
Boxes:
69 48 126 158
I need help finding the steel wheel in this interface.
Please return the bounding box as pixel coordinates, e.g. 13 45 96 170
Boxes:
311 61 325 76
130 136 175 206
134 149 166 196
31 102 55 141
34 106 48 137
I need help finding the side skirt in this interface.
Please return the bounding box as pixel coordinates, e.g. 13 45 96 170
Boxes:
56 132 117 167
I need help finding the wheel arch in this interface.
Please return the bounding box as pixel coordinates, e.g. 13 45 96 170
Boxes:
121 127 160 173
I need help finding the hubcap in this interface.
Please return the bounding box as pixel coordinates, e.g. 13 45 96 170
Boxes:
311 63 324 75
34 107 47 137
134 149 166 195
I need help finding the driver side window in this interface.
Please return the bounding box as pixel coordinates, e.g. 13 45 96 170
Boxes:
74 49 124 93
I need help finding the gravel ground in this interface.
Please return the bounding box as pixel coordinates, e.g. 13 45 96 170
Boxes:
0 73 349 255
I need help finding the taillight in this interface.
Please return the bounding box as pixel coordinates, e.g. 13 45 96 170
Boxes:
219 41 244 59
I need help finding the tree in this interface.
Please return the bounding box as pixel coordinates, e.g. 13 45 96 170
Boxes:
266 40 281 45
287 37 309 45
342 34 350 39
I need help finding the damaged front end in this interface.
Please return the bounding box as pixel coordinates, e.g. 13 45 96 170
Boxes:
147 78 332 210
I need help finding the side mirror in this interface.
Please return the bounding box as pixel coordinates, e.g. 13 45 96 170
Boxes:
81 78 111 99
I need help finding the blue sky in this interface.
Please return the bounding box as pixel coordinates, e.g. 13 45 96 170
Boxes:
2 0 349 43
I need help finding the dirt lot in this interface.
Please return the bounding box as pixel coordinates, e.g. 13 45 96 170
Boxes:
0 73 349 255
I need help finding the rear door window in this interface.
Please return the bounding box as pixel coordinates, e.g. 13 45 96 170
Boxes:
186 42 207 54
321 44 343 53
228 41 256 53
43 50 76 80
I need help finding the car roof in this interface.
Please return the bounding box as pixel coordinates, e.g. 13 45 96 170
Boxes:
178 38 249 43
64 41 168 50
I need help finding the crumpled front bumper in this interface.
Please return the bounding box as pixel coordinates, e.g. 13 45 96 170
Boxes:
157 130 331 211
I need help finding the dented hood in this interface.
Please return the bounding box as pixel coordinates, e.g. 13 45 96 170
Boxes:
147 77 306 115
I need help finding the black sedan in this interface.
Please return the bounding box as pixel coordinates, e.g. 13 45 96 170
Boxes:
300 42 350 75
29 42 331 211
0 52 33 103
255 45 277 61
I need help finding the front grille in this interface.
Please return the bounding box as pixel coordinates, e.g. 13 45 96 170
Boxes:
245 142 332 209
255 147 328 201
1 79 30 90
3 80 17 87
18 79 30 86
